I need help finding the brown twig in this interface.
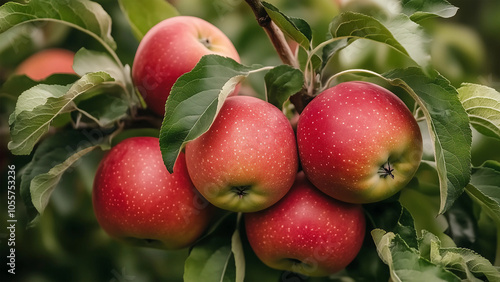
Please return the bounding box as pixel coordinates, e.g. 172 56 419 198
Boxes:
244 0 310 112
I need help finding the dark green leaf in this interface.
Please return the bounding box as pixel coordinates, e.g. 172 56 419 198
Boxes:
159 55 262 173
465 166 500 225
20 129 112 224
383 67 471 214
372 230 461 281
329 12 430 70
419 231 500 281
184 213 242 282
401 0 459 22
264 65 304 109
74 94 128 127
262 2 311 49
394 207 418 249
365 201 418 248
8 72 115 155
118 0 179 40
458 83 500 140
0 0 116 49
321 37 348 69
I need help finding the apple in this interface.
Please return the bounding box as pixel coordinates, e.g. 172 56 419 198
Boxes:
297 81 423 204
14 48 75 80
185 95 298 213
245 172 366 277
132 16 241 116
92 137 213 249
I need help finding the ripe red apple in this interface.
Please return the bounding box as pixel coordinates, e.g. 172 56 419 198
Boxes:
245 172 366 277
92 137 213 249
132 16 241 116
297 81 423 204
14 48 75 80
185 95 298 213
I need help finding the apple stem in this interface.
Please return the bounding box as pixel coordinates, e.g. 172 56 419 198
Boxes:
379 161 395 179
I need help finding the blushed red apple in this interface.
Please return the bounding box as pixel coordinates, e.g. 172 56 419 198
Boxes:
14 48 75 80
297 81 423 204
92 137 213 249
132 16 240 116
185 95 298 213
245 172 366 277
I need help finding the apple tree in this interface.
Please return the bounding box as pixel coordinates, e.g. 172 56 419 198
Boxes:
1 0 500 281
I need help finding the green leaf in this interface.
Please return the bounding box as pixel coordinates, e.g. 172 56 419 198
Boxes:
262 1 312 49
365 201 417 244
74 94 129 127
159 55 263 173
73 48 126 86
372 229 461 281
401 0 459 22
383 67 472 214
20 129 111 224
329 12 430 70
264 65 304 109
231 213 245 282
73 48 135 102
394 207 418 250
8 72 115 155
321 37 348 69
184 213 243 282
465 166 500 225
458 83 500 140
419 231 500 281
0 0 116 50
118 0 179 40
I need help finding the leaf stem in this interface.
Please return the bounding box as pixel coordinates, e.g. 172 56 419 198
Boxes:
495 229 500 266
322 68 385 91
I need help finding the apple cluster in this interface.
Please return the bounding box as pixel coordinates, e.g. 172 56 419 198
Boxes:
92 16 423 277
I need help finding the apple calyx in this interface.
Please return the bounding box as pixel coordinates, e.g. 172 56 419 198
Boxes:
231 185 251 198
379 160 395 179
199 37 212 49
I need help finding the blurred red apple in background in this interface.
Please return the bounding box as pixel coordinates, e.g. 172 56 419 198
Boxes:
14 48 75 80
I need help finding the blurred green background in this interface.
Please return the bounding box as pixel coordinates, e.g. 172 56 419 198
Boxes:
1 0 500 281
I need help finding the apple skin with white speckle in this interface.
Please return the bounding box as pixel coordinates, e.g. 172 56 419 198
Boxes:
132 16 240 116
297 81 423 204
185 95 299 213
92 137 214 249
244 172 366 277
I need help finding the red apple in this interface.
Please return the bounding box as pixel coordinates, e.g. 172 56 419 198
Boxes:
245 172 366 277
132 16 241 116
92 137 213 249
185 95 298 213
297 81 423 204
14 48 75 80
